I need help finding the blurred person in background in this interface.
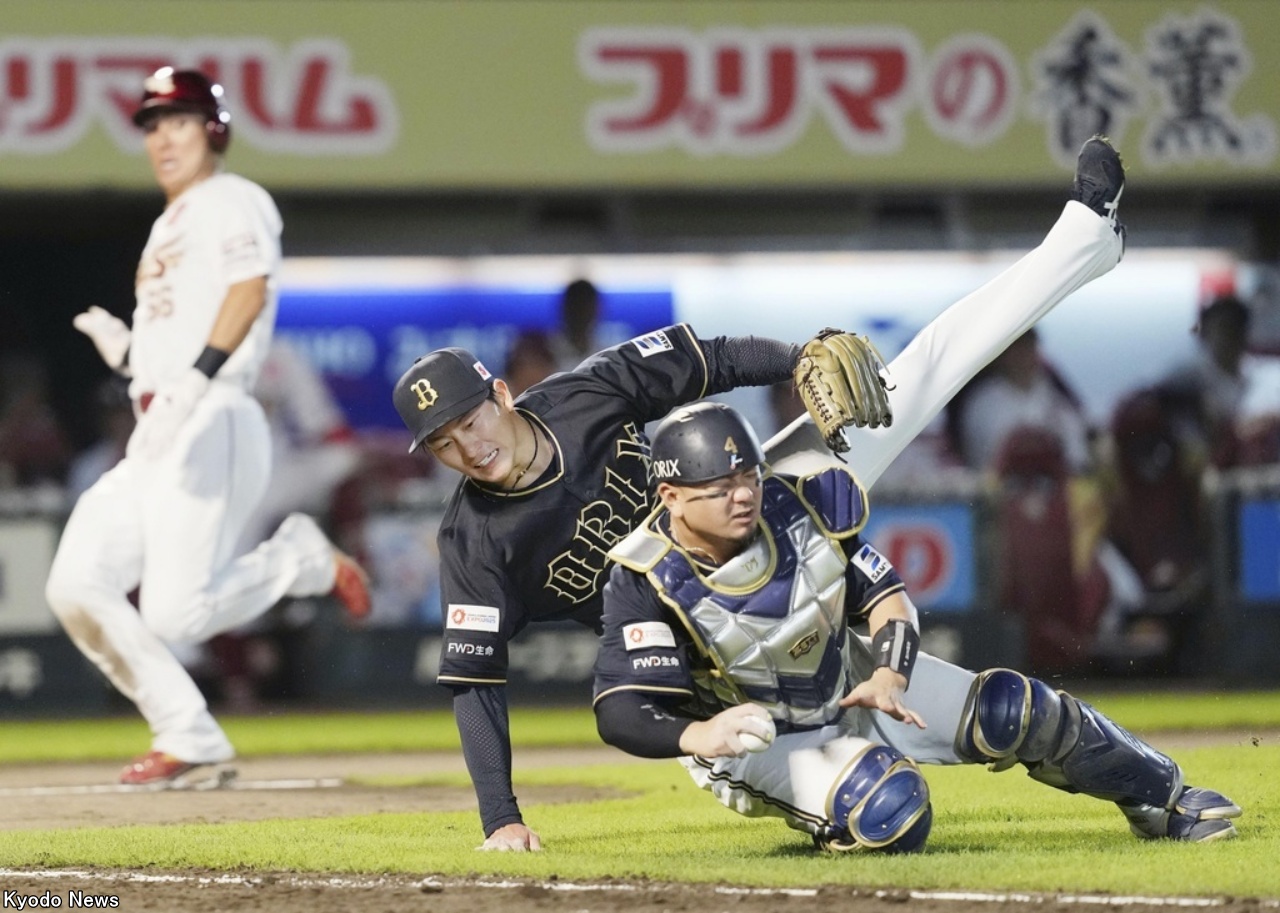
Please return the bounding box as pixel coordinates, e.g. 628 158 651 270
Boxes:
44 67 370 788
950 327 1145 674
66 377 135 502
502 279 611 398
953 327 1093 475
1156 293 1280 467
0 354 71 490
503 330 559 397
548 278 604 372
1102 387 1212 673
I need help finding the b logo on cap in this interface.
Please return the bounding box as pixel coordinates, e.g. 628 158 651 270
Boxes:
411 379 439 411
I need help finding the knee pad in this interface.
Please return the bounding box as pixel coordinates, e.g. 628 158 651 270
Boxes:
821 743 932 853
955 668 1065 769
957 668 1181 808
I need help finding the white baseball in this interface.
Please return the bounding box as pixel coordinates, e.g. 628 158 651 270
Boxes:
739 716 776 753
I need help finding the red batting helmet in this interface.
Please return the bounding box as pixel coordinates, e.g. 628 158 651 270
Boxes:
132 67 231 153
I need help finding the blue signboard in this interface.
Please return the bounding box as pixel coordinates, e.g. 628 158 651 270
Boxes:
276 285 674 429
1239 499 1280 604
861 503 978 613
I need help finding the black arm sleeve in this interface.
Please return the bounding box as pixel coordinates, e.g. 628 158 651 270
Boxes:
595 690 693 759
452 684 522 836
701 335 802 394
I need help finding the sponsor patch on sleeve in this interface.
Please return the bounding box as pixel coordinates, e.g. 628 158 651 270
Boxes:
853 544 892 584
630 330 674 357
623 621 677 651
445 604 501 633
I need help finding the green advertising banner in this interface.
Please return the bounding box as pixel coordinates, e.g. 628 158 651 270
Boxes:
1 1 1276 190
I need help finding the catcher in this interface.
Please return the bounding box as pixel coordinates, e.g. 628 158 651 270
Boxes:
396 135 1130 851
593 401 1241 851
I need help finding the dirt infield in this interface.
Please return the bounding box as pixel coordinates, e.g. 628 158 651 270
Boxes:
0 737 1273 913
2 870 1272 913
0 747 634 832
2 869 1274 913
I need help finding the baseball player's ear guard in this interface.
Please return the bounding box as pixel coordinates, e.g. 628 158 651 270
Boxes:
956 668 1182 808
821 743 931 853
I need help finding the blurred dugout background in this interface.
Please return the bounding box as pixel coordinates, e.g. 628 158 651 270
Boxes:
2 0 1280 716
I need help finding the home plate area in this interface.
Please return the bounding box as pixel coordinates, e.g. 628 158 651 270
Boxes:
0 746 1270 913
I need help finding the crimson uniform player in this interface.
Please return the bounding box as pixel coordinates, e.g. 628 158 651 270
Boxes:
395 136 1132 851
46 68 371 787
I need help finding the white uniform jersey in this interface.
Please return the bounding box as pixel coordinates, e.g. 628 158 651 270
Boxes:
129 172 282 397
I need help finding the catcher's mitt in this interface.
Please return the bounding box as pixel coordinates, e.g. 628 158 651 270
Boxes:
794 328 893 452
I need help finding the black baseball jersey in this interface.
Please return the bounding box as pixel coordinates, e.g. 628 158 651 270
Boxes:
592 472 905 723
435 324 714 686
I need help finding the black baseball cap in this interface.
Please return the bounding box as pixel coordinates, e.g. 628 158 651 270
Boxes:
393 348 496 453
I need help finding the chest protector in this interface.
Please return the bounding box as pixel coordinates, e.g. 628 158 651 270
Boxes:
612 470 867 730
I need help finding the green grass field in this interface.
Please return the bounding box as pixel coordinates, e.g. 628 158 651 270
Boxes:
3 690 1278 899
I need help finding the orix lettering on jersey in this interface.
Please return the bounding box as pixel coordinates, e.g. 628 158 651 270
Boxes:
545 421 653 604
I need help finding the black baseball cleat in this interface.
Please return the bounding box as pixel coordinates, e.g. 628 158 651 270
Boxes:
1120 785 1242 842
1070 134 1125 235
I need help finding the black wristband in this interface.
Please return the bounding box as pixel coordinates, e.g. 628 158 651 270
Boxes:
871 619 920 686
193 345 231 379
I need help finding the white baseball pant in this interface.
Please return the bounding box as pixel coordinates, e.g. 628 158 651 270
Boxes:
681 645 977 838
764 200 1125 486
45 384 338 762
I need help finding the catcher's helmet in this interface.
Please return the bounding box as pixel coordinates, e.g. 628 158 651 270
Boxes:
132 67 231 153
650 402 764 485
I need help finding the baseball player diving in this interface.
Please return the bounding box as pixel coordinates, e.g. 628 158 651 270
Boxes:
395 136 1136 851
46 68 371 787
594 400 1241 850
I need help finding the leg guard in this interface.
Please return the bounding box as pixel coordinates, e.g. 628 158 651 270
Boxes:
955 668 1181 804
955 669 1242 840
820 743 932 854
